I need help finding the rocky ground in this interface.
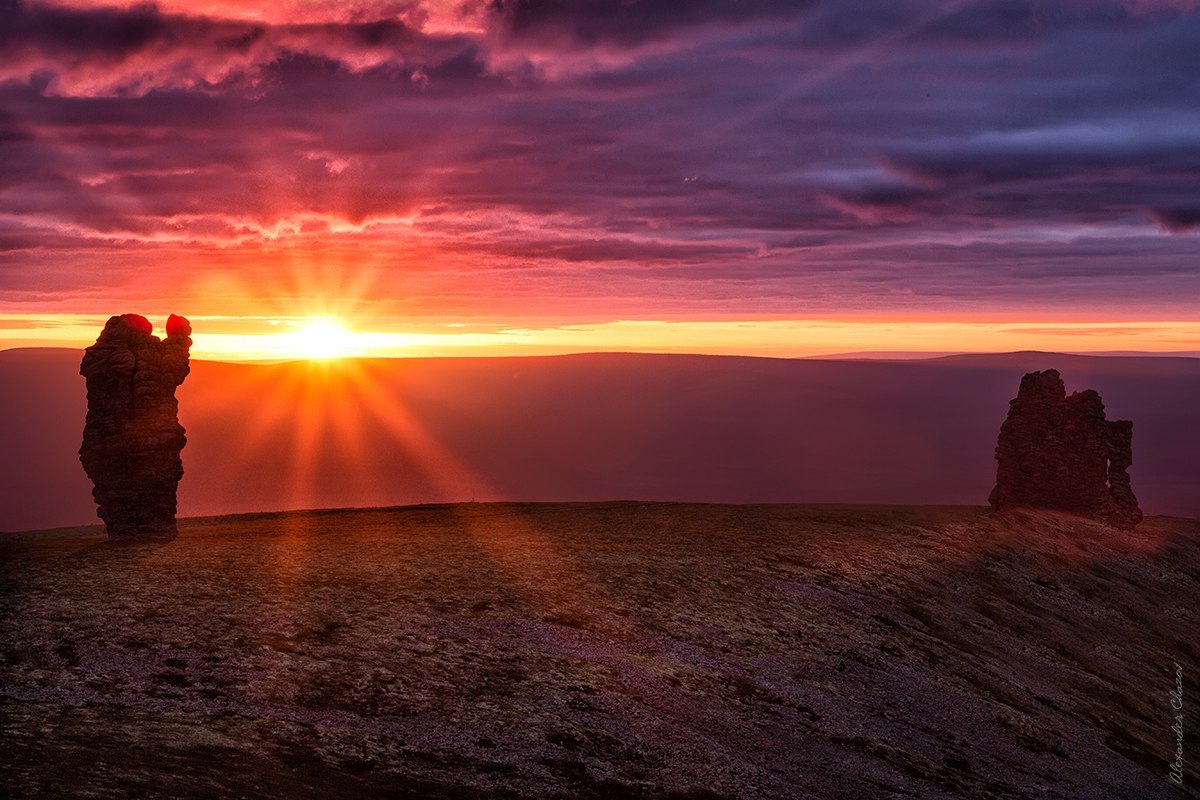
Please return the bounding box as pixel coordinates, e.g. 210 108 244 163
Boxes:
1 503 1197 799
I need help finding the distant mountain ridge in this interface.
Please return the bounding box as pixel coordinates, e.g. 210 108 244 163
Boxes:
813 349 1200 360
2 348 1197 531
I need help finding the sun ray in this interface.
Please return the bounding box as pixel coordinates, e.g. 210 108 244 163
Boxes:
333 359 618 629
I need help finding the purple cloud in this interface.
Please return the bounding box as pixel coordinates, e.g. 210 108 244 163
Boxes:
0 0 1198 321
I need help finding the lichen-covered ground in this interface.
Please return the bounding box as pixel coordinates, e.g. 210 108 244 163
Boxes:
2 503 1197 799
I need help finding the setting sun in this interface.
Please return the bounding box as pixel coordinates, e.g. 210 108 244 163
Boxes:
286 318 357 360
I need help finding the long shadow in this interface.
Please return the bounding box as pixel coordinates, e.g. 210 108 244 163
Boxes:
67 535 176 563
0 527 180 566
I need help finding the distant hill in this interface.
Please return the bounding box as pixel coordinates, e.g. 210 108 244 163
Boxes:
1 348 1197 531
2 503 1196 798
815 350 1200 360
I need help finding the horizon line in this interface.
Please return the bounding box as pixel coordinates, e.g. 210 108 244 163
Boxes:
3 344 1199 366
9 499 1200 538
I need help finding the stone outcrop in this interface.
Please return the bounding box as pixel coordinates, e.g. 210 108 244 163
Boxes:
79 314 192 539
989 369 1142 529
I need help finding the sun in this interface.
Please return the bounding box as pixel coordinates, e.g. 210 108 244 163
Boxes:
287 317 357 359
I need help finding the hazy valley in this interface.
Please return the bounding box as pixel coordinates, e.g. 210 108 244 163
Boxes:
2 349 1198 532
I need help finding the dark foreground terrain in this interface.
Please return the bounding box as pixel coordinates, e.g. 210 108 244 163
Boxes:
1 503 1197 799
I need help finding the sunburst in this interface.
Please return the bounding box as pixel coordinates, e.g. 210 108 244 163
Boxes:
286 317 358 360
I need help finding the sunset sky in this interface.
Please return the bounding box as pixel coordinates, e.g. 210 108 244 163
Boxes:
2 0 1198 360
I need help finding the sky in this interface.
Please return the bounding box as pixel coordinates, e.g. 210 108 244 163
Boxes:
1 0 1199 360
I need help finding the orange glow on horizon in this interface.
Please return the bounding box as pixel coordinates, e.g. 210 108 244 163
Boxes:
0 314 1198 361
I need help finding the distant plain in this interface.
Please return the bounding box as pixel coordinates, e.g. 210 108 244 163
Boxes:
2 349 1197 531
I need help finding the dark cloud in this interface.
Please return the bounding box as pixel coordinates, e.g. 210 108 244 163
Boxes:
1153 207 1200 233
0 1 168 56
491 0 807 46
0 0 466 95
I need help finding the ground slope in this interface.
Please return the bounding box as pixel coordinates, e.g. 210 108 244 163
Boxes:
2 503 1196 799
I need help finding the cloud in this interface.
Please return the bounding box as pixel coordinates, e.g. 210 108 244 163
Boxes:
0 0 1198 322
490 0 807 46
1152 207 1200 233
0 0 474 96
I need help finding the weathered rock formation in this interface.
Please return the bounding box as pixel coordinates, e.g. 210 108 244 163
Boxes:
989 369 1142 529
79 314 192 539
